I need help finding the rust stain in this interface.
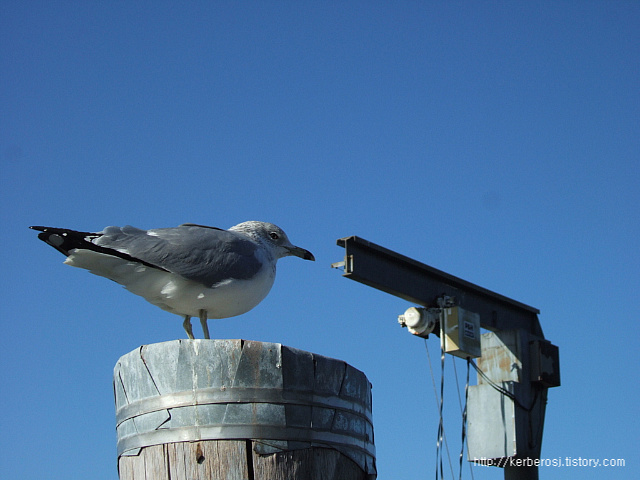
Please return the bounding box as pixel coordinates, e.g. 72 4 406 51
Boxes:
499 356 511 372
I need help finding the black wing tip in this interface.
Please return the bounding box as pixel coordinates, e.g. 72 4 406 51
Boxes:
30 225 170 272
30 226 73 234
30 226 95 256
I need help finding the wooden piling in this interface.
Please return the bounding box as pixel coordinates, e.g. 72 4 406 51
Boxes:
114 339 376 480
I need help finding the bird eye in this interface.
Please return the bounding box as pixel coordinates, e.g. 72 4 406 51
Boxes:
269 232 279 240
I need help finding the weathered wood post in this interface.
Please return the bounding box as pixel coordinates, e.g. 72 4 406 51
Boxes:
114 339 376 480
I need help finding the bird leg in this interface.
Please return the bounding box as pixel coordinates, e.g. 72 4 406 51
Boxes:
199 309 210 340
183 315 195 339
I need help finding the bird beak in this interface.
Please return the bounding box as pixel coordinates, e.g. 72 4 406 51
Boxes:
287 245 315 261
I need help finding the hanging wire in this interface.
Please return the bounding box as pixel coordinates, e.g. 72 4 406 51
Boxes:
468 359 538 412
452 358 464 417
458 358 471 480
424 340 454 479
452 358 474 480
451 358 465 474
435 336 445 480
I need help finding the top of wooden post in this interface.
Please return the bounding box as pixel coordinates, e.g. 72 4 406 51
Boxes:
114 339 376 477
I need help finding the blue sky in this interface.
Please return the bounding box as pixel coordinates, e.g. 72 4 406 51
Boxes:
1 2 638 479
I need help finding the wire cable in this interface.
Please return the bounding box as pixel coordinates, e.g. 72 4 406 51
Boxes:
468 359 538 412
450 358 474 480
458 358 471 480
424 340 454 479
435 338 445 480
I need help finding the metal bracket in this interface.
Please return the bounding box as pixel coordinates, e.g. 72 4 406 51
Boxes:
335 236 543 337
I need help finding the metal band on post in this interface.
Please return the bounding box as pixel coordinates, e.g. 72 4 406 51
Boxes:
116 387 373 428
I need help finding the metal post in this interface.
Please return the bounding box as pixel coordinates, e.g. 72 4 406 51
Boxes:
504 465 538 480
334 235 560 478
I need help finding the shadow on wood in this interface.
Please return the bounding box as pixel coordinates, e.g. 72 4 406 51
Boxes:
114 339 376 480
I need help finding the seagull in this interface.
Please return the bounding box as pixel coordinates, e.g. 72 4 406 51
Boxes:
30 221 315 339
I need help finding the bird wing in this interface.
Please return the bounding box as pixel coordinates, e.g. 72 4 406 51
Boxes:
93 225 264 287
